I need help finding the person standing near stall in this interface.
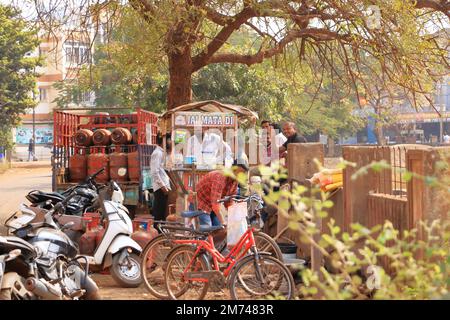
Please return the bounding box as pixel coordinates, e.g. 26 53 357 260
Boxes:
279 121 307 159
150 133 171 225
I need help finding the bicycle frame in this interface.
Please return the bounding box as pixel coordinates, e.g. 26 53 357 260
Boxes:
173 226 258 282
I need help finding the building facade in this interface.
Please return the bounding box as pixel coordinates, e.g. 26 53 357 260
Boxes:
13 31 96 161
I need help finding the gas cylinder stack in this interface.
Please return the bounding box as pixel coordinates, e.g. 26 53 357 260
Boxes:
65 111 158 184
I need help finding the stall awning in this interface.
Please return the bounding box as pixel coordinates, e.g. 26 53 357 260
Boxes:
396 112 450 124
160 100 259 121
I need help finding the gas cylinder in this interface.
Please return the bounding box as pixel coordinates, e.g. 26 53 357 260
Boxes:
131 230 156 249
131 216 158 248
93 129 112 146
83 212 101 230
127 151 140 181
69 153 87 182
79 229 97 255
87 153 110 183
111 128 132 145
110 152 128 182
74 129 94 147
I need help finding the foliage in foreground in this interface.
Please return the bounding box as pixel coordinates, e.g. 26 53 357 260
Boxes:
228 158 449 300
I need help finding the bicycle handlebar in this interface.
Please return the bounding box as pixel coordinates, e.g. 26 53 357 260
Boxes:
217 194 263 204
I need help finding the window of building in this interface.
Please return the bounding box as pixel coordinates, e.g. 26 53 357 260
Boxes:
39 88 48 102
64 41 92 65
71 91 93 105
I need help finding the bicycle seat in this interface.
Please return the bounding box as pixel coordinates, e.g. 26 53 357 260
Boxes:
198 225 224 234
181 210 206 218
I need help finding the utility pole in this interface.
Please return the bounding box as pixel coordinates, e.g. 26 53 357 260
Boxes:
438 82 444 144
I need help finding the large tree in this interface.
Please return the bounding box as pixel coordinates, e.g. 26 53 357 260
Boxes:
27 0 449 110
0 4 40 149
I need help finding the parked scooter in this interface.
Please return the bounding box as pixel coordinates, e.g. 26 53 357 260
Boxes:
0 234 99 300
72 177 143 287
7 169 143 288
3 193 100 299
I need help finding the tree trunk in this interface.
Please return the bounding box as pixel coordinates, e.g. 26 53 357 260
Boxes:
167 49 193 109
375 125 385 146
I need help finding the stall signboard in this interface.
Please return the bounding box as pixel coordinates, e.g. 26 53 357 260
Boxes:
174 112 236 127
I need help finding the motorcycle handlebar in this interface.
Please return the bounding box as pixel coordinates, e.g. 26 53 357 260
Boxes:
45 191 78 218
85 167 105 183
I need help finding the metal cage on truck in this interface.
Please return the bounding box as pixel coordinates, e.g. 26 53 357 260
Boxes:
52 108 158 215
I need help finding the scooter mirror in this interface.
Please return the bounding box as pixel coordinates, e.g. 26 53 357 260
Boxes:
61 221 75 231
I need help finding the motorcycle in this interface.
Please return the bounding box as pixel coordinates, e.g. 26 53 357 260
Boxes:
25 171 100 215
7 169 143 288
3 192 100 299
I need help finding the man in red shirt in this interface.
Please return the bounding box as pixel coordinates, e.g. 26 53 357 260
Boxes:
190 161 249 227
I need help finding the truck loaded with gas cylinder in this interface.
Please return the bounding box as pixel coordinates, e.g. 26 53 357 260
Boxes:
52 108 158 217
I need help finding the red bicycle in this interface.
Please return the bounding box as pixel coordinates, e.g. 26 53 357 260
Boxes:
163 195 295 300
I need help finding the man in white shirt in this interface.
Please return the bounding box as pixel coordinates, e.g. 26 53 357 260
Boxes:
260 121 287 165
150 133 171 223
271 123 287 148
187 131 233 167
444 132 450 144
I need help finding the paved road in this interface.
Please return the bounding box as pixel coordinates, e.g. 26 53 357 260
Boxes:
0 167 52 235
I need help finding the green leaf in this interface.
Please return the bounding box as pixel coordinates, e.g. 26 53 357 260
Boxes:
402 171 413 182
323 200 334 208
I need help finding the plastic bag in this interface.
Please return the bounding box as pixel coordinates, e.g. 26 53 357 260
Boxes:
227 202 248 246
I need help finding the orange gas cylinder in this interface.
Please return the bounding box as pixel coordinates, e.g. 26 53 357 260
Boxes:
127 151 140 181
111 128 132 145
110 152 128 182
93 129 112 146
87 153 110 183
79 229 97 255
83 212 101 230
131 230 155 249
74 129 94 147
69 154 87 182
131 216 158 248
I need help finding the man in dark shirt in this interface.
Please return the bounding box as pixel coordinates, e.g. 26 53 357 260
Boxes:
279 121 307 158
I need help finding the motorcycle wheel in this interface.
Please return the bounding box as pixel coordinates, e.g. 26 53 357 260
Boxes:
110 252 143 288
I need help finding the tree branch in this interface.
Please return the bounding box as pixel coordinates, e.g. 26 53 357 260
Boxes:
414 0 450 18
203 28 351 67
192 7 258 71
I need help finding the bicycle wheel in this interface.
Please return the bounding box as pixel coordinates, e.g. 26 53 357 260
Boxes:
228 254 295 300
254 231 283 261
141 234 175 299
164 245 210 300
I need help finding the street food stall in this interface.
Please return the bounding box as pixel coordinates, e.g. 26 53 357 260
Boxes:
159 100 258 211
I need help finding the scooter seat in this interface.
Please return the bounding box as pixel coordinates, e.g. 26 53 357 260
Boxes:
181 210 207 218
